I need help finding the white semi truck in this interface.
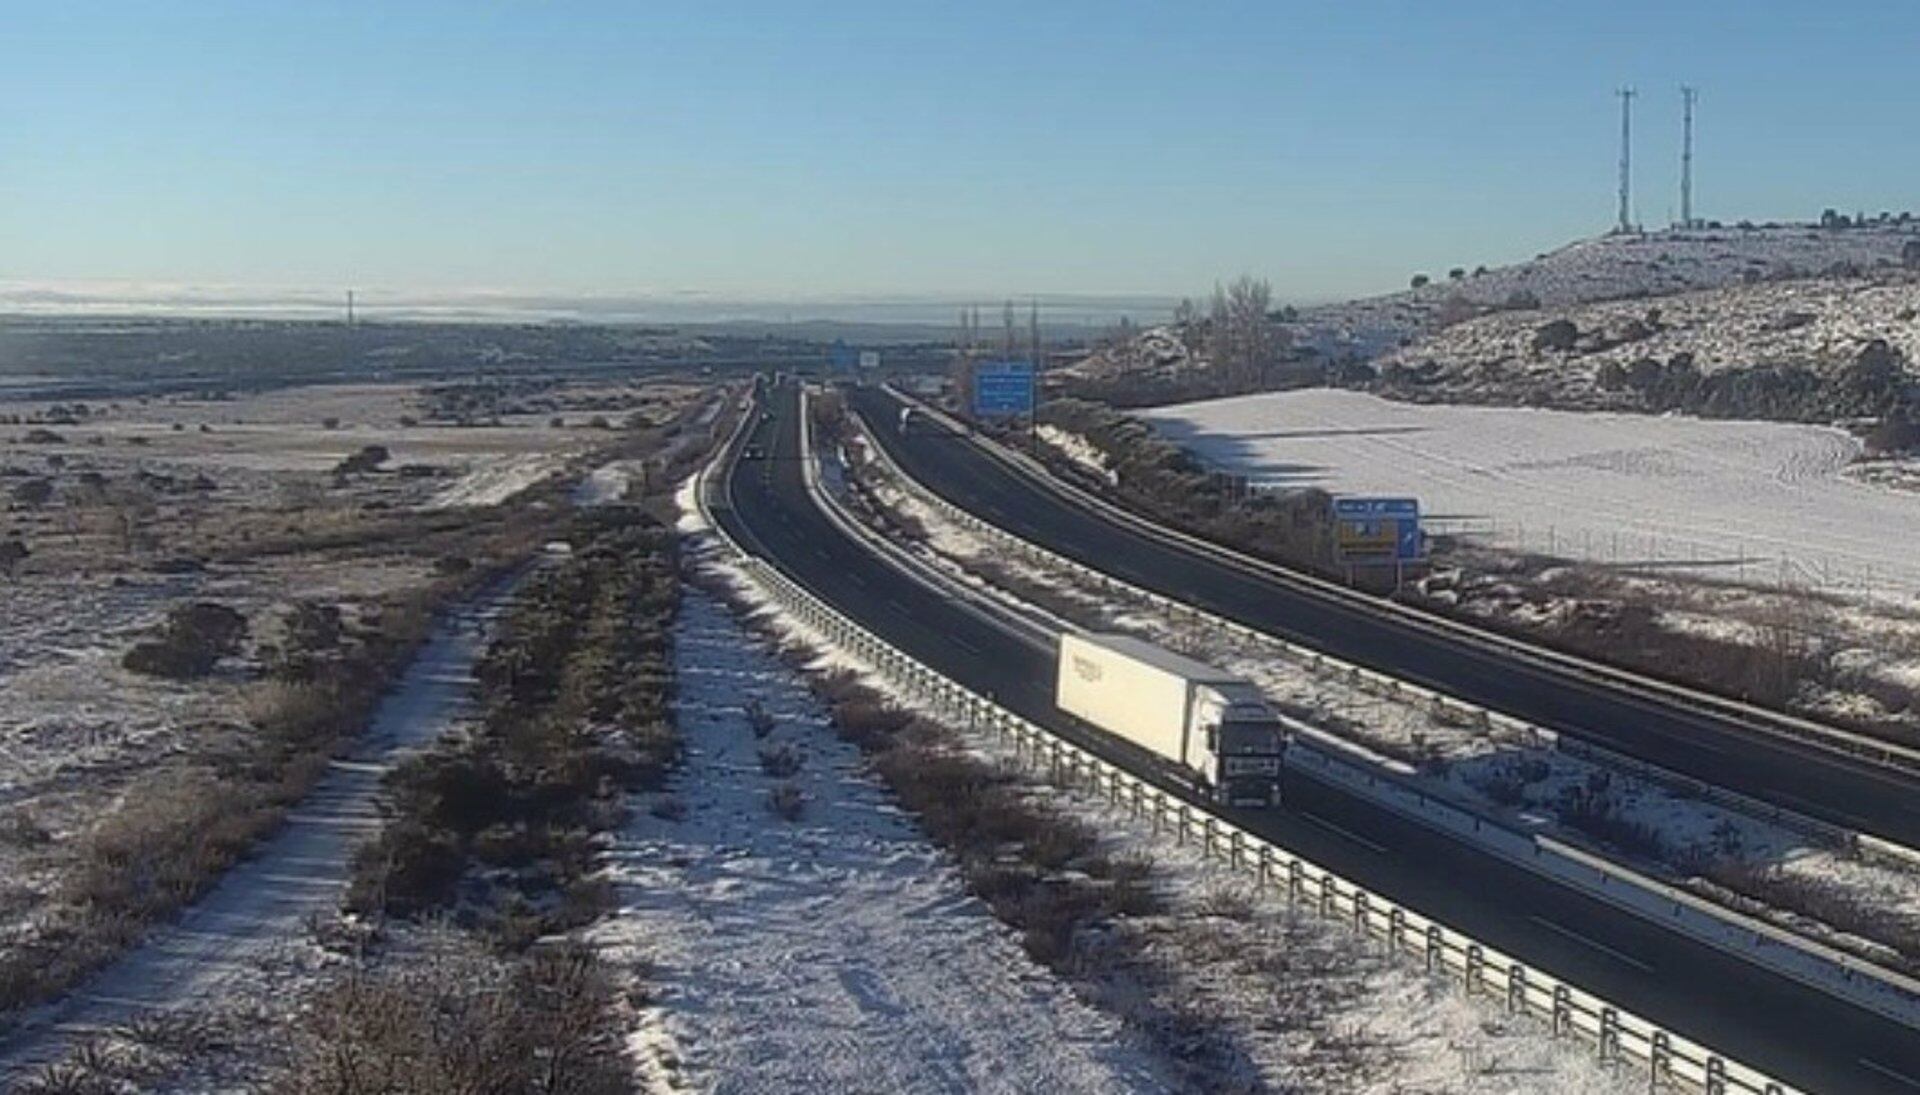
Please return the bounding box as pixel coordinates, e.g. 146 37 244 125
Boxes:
1055 632 1286 807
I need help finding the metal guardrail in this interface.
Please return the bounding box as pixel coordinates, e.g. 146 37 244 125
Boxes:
692 424 1799 1095
884 385 1920 779
858 409 1920 874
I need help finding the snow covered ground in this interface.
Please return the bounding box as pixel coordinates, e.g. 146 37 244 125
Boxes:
1376 273 1920 409
597 589 1169 1093
0 578 513 1081
687 527 1646 1093
1142 388 1920 597
1304 223 1920 348
839 422 1920 972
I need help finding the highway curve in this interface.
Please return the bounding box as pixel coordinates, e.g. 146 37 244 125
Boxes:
712 379 1920 1095
845 385 1920 853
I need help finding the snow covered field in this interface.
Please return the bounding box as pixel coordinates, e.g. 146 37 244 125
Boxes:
599 590 1168 1092
1142 388 1920 597
841 422 1920 972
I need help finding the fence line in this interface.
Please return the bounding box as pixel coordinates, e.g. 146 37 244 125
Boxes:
695 450 1798 1095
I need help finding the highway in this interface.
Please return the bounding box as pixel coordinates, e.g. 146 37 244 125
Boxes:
714 379 1920 1094
845 385 1920 852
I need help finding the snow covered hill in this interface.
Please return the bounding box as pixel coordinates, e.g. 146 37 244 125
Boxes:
1372 273 1920 411
1066 223 1920 396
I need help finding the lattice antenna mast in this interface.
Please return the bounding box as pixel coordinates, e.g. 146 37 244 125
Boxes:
1616 87 1637 233
1680 86 1698 228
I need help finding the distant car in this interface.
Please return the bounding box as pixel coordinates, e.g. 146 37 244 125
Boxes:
742 444 767 460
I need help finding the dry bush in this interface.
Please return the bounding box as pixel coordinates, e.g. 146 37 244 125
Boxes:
277 937 628 1095
757 743 803 778
767 782 806 821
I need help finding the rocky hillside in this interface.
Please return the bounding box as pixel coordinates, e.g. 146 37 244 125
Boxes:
1300 222 1920 354
1065 221 1920 417
1372 274 1920 417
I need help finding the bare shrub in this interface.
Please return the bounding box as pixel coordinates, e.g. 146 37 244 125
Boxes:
767 782 806 821
758 743 803 778
745 698 776 738
279 936 628 1095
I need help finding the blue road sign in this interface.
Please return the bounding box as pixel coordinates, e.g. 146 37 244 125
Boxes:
973 360 1035 417
1332 496 1422 563
829 341 859 372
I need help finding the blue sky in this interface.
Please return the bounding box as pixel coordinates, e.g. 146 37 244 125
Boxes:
4 2 1918 306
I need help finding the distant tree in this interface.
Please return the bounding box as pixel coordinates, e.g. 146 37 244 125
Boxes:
334 444 391 475
1472 265 1489 278
1448 267 1466 282
321 416 342 430
1410 274 1431 290
0 538 26 579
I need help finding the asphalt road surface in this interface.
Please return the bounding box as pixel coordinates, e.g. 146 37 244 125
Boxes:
711 379 1920 1095
846 386 1920 855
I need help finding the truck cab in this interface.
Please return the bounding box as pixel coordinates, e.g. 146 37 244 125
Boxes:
1193 684 1287 807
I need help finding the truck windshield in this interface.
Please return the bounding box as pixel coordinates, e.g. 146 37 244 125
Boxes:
1218 720 1284 755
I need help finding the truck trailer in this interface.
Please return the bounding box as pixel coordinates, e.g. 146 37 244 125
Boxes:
1054 632 1286 807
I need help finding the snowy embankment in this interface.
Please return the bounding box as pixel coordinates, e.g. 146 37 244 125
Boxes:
684 461 1651 1092
0 581 512 1081
838 426 1920 976
427 453 567 509
597 589 1166 1093
1143 388 1920 595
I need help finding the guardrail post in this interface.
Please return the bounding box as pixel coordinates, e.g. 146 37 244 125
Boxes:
1424 925 1443 974
1700 1057 1727 1095
1648 1032 1672 1090
1319 874 1337 919
1507 964 1526 1014
1552 985 1572 1036
1388 908 1406 954
1599 1008 1621 1066
1466 944 1485 995
1353 891 1371 940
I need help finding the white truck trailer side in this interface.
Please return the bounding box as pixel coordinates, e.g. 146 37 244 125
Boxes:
1055 632 1285 807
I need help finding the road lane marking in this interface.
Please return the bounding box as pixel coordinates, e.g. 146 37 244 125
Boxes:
950 634 981 655
1298 811 1387 854
1860 1058 1920 1090
1526 915 1653 973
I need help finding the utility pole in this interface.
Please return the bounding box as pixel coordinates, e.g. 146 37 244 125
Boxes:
346 289 356 327
1679 85 1698 228
1616 86 1637 234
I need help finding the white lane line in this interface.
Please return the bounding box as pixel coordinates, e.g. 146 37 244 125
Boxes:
846 572 868 588
950 634 982 655
885 599 914 615
1298 811 1388 854
1526 915 1654 974
1860 1058 1920 1090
